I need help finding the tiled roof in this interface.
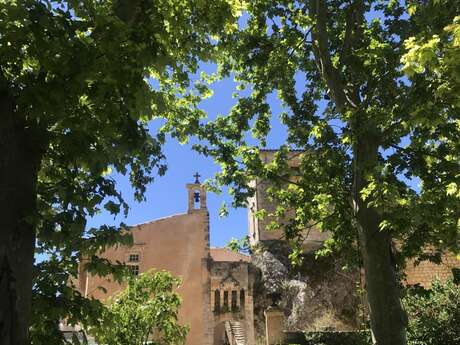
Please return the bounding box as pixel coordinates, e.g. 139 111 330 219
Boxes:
210 248 251 262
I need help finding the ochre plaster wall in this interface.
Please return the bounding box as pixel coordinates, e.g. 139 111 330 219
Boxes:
79 210 211 345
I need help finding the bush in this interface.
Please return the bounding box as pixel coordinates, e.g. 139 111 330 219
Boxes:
284 331 371 345
91 270 188 345
404 279 460 345
303 331 371 345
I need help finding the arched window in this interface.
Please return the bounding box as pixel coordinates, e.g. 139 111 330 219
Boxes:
240 289 245 308
214 289 220 312
193 190 201 209
223 291 229 311
231 290 237 311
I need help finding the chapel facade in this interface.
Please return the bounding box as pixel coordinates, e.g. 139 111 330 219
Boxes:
77 178 255 345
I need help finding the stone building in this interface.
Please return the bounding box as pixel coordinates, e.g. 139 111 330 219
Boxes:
248 150 460 343
77 178 255 345
248 150 330 250
249 150 460 288
247 151 363 339
210 248 255 345
404 252 460 287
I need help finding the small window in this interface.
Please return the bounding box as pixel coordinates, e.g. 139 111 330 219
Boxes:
129 254 139 262
129 265 139 276
452 268 460 285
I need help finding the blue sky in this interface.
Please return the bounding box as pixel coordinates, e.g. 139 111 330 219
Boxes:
84 8 413 248
87 139 249 248
83 13 292 249
86 71 289 247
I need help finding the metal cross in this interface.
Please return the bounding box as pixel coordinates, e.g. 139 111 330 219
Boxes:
193 172 201 184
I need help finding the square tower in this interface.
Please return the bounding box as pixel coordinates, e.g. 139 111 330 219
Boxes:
247 150 329 251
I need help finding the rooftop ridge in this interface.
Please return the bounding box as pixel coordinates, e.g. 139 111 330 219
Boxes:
210 247 251 262
129 212 188 228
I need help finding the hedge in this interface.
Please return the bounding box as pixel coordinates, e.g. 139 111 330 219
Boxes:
284 330 371 345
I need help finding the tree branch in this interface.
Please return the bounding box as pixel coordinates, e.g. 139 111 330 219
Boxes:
310 0 361 111
340 4 354 66
288 27 313 59
310 0 350 112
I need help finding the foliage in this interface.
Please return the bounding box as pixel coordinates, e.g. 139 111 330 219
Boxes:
285 331 371 345
398 10 460 260
176 0 460 269
0 0 240 342
91 270 187 345
404 280 460 345
303 331 371 345
30 257 107 345
227 235 251 254
161 0 460 343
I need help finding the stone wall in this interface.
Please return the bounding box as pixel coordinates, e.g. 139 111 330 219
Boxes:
210 259 255 345
404 252 460 287
251 241 362 343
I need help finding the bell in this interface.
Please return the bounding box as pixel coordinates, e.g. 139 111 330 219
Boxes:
194 191 200 203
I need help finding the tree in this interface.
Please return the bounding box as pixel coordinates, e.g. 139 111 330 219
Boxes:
227 236 251 254
92 270 188 345
0 1 240 343
162 1 460 344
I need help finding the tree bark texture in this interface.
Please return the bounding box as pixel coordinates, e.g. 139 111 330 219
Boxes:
354 135 407 345
0 89 43 345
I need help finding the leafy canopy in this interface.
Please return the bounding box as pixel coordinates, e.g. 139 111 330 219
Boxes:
0 0 241 342
163 0 460 264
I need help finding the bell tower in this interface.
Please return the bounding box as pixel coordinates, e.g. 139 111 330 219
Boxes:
186 173 212 345
186 172 207 213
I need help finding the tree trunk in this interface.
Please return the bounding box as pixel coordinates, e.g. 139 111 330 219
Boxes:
0 89 43 345
309 0 407 341
354 134 407 345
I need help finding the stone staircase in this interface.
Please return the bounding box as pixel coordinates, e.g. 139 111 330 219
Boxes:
225 320 246 345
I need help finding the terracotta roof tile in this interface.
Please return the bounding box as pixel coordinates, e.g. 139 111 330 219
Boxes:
210 248 250 262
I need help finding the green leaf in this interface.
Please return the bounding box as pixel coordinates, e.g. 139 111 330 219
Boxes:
446 182 458 196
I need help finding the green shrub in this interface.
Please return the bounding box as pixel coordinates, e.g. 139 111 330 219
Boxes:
285 331 371 345
303 331 371 345
404 279 460 345
91 270 188 345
